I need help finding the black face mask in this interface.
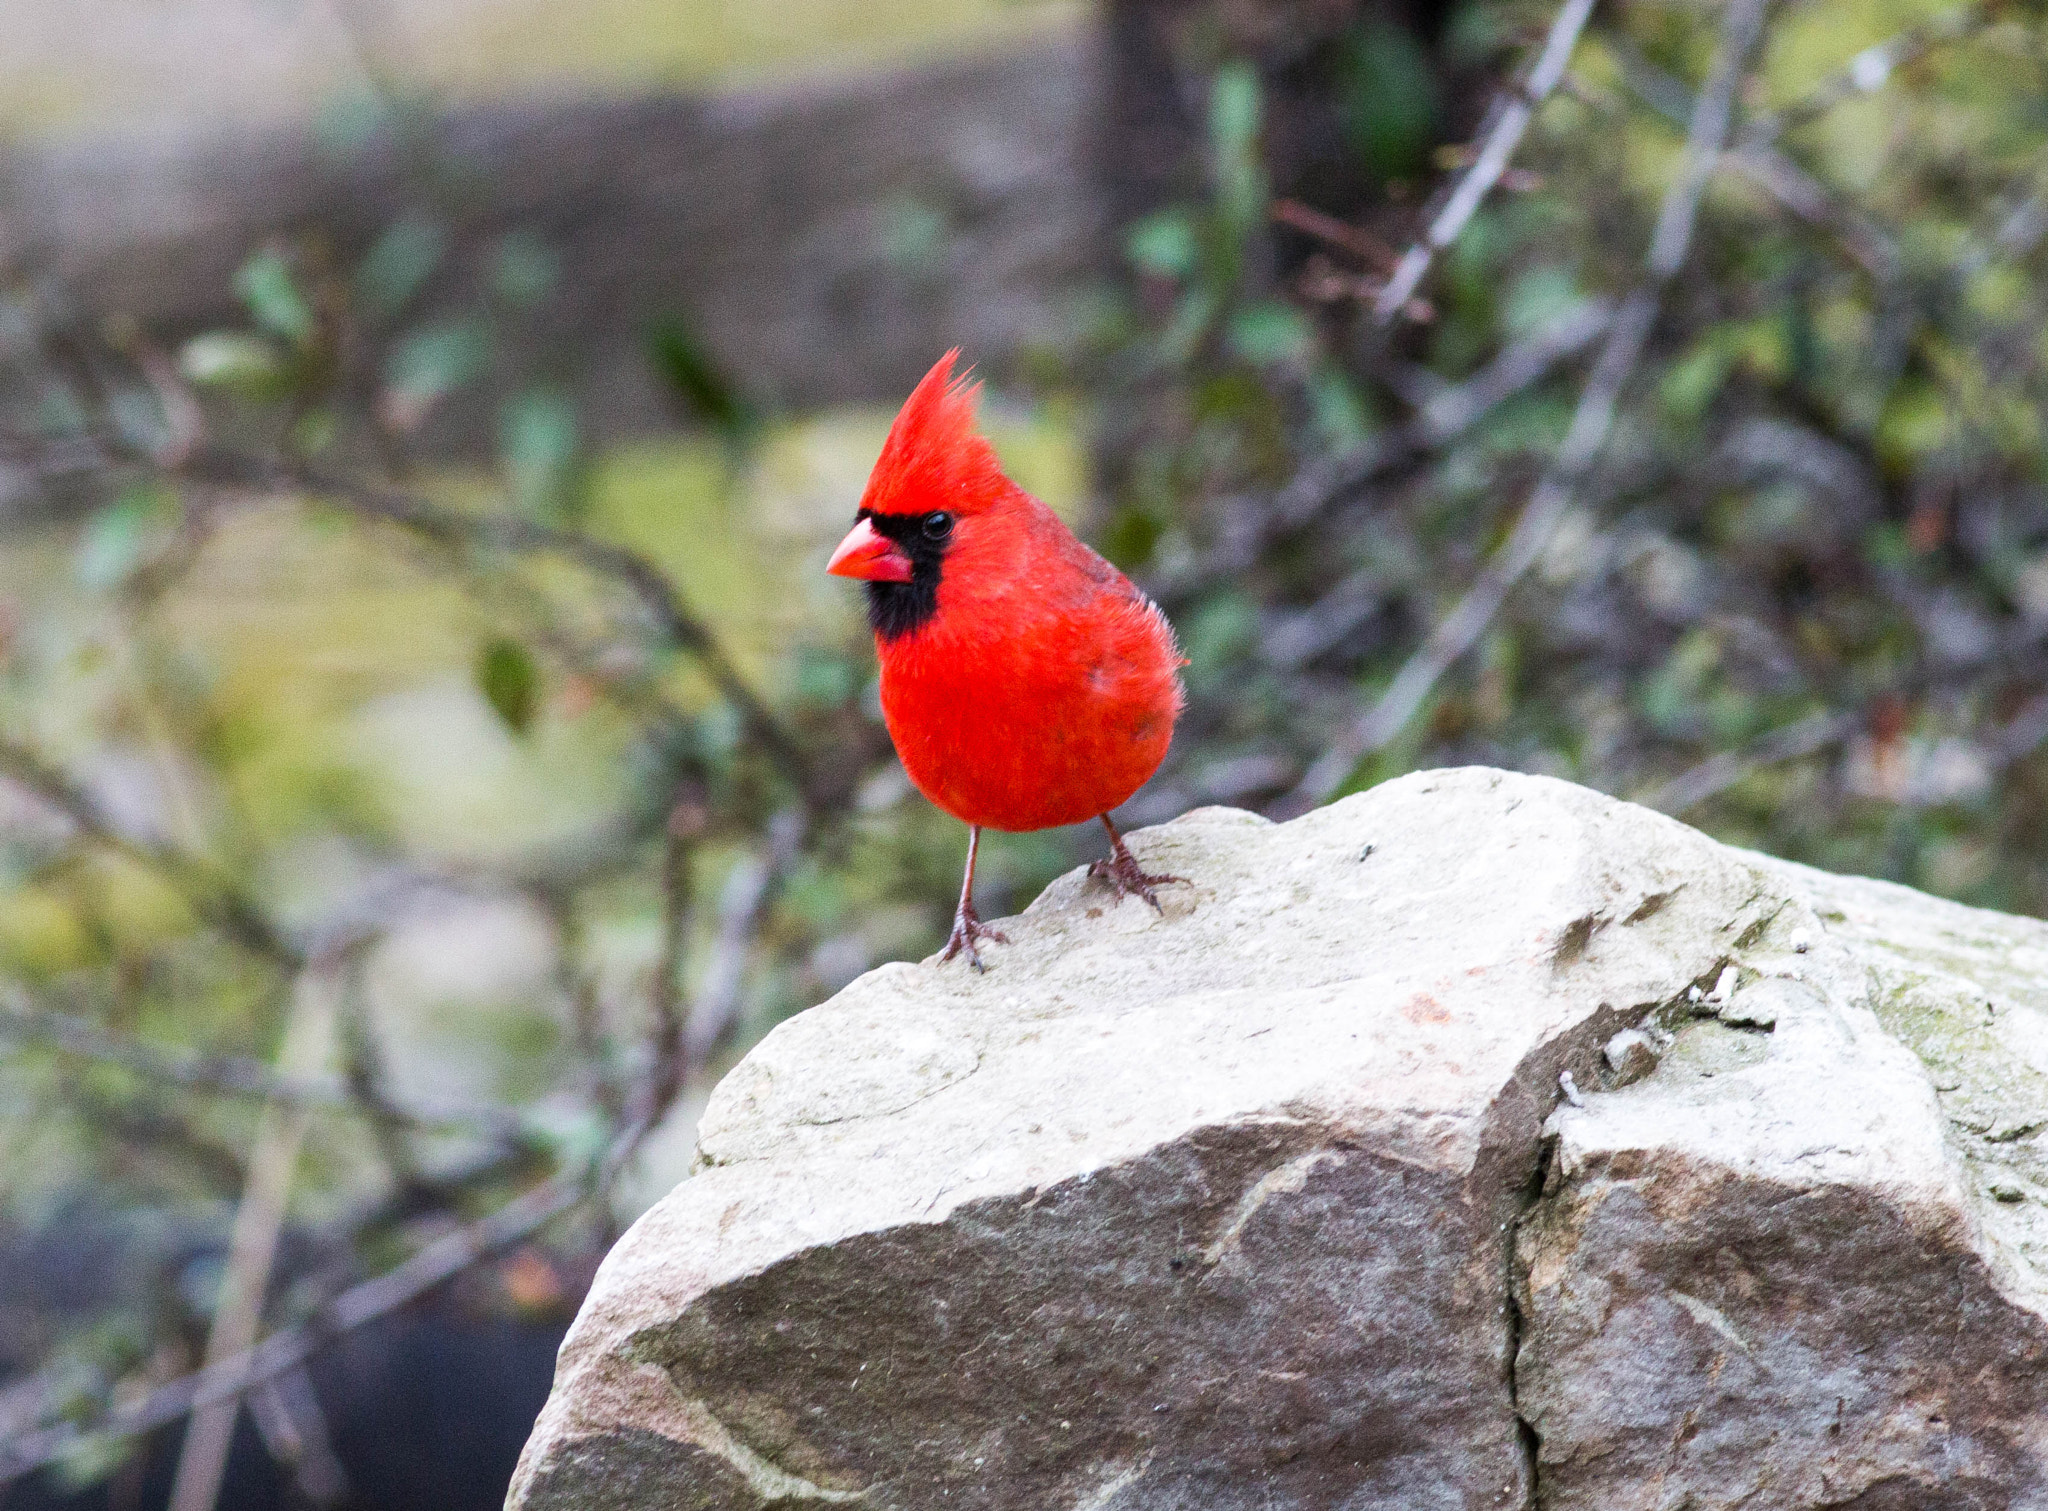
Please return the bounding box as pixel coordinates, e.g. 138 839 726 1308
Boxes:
858 507 955 640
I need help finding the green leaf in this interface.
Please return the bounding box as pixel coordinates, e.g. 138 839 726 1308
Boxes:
1337 19 1442 182
493 232 559 309
477 637 540 735
178 331 289 394
1127 211 1199 279
76 487 179 591
233 249 317 347
1226 301 1313 365
500 388 582 522
355 216 447 318
646 319 752 439
384 319 491 412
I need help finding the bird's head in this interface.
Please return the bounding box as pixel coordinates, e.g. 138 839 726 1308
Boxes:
826 349 1011 639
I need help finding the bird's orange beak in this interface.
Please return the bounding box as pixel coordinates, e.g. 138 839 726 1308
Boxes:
826 517 914 583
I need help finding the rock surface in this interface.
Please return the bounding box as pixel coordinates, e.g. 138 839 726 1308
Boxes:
507 769 2048 1510
1520 852 2048 1509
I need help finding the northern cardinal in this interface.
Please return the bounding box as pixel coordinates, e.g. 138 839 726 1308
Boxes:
827 352 1186 969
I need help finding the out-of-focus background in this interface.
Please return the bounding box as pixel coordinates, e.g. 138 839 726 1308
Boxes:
1 0 2043 1505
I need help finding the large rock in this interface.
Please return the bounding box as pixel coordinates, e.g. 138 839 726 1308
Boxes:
507 769 2048 1510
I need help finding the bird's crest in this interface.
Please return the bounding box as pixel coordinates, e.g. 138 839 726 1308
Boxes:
859 350 1007 517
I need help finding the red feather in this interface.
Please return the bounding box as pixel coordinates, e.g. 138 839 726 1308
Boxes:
857 348 1004 520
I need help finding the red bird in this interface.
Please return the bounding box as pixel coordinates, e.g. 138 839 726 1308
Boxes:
827 351 1186 969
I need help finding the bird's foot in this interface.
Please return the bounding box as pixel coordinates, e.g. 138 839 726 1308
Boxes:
1088 843 1184 913
940 902 1009 972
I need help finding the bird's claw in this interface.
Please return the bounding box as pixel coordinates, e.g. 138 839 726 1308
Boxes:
940 903 1009 972
1088 848 1184 912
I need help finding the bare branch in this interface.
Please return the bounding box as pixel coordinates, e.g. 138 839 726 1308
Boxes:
1373 0 1600 321
687 808 808 1066
0 434 814 798
167 975 337 1511
0 1140 608 1485
641 795 703 1125
246 1366 349 1508
1271 200 1399 272
1607 36 1903 282
1639 673 2048 819
1739 2 1984 147
1726 147 1901 281
1283 0 1773 814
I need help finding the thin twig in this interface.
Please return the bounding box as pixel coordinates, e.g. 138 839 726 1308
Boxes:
333 955 429 1187
1607 39 1903 282
1372 0 1982 324
1195 296 1613 584
1739 2 1984 147
641 796 702 1125
1640 709 1859 813
1271 200 1399 272
0 434 812 796
1260 0 1986 573
0 813 814 1487
179 446 811 792
1374 0 1600 321
0 988 522 1140
1726 147 1901 281
1282 0 1772 814
0 734 300 967
68 1082 251 1193
686 808 807 1065
246 1366 349 1508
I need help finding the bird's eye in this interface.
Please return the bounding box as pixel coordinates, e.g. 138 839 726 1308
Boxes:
923 512 954 541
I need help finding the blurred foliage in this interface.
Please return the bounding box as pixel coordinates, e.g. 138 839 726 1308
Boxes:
1100 0 2048 923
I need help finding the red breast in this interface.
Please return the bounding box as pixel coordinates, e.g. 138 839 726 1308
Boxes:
827 352 1184 832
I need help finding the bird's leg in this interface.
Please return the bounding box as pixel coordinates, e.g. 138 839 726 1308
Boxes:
1088 814 1184 912
940 825 1009 971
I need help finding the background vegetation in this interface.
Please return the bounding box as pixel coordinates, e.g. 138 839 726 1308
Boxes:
3 0 2046 1503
